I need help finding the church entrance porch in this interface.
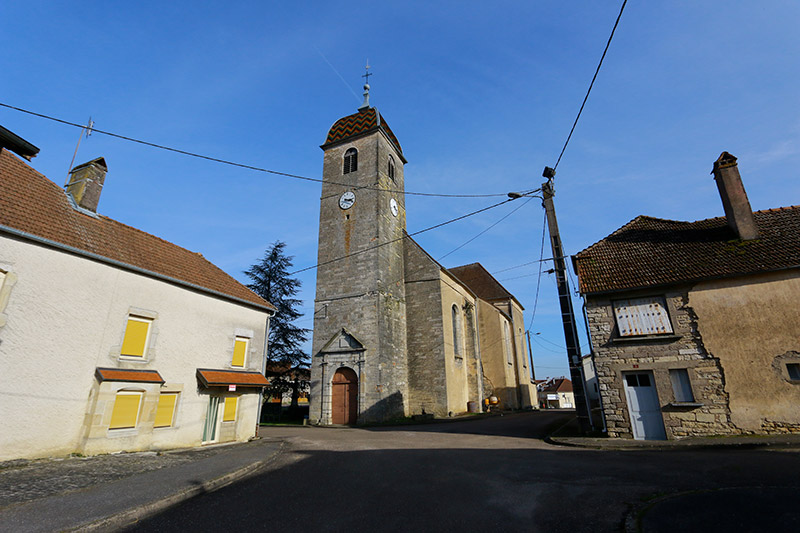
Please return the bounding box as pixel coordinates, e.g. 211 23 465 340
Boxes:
331 367 358 425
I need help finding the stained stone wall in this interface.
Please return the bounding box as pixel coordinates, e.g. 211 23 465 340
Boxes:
585 287 738 439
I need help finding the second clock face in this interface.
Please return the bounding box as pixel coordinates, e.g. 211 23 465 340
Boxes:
390 198 399 217
339 191 355 210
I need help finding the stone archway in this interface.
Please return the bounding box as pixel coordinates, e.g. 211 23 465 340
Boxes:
331 367 358 425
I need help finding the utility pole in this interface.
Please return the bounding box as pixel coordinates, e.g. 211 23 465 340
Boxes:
540 169 592 433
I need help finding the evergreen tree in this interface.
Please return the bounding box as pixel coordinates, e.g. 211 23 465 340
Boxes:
245 241 310 410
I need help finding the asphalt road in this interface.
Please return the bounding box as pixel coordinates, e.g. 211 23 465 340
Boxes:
126 411 800 532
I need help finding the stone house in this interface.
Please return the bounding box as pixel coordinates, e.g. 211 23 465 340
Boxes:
0 128 275 461
574 152 800 440
309 91 535 424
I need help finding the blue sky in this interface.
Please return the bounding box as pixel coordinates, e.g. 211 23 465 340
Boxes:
2 2 798 379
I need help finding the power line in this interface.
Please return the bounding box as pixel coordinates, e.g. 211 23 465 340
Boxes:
0 102 507 199
527 208 548 332
290 196 518 275
553 0 627 171
437 194 535 262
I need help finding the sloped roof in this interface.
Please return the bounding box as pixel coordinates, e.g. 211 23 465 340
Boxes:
322 107 403 157
448 262 524 309
0 148 274 311
574 206 800 295
540 378 572 394
196 369 269 388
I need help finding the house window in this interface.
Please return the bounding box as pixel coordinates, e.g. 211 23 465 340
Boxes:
121 316 152 358
612 297 673 337
109 391 143 429
503 321 513 365
154 392 179 428
223 396 238 422
669 369 695 402
787 363 800 381
232 337 249 368
451 304 462 357
388 156 395 180
343 148 358 174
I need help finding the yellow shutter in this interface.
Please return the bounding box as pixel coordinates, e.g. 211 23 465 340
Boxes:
121 318 150 357
109 392 142 429
154 393 178 428
232 338 248 367
223 396 238 422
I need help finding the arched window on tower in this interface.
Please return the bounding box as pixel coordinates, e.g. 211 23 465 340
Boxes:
388 155 395 181
452 304 462 357
343 148 358 174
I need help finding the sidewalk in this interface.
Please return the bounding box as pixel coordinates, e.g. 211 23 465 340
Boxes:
0 438 283 532
547 416 800 450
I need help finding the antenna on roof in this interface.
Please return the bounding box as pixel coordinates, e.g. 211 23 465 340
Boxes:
358 61 372 111
67 117 94 181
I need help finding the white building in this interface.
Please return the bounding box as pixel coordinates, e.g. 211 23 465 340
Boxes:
0 129 275 461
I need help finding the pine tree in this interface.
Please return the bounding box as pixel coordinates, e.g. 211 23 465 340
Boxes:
245 241 310 410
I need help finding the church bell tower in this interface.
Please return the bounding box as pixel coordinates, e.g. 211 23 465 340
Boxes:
309 80 410 425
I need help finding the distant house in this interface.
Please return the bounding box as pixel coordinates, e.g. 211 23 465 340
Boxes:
537 378 574 409
0 129 275 461
574 152 800 440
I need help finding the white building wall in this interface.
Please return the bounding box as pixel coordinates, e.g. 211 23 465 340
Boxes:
0 236 269 461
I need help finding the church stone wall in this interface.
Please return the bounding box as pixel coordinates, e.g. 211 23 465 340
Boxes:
404 239 448 416
439 274 480 415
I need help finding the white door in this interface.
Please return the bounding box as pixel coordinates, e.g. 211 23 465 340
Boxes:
202 396 222 444
623 372 666 440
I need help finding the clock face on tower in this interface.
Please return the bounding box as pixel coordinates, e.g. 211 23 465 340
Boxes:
390 198 399 217
339 191 355 210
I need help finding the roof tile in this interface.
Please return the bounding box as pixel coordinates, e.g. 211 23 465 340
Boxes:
322 107 402 154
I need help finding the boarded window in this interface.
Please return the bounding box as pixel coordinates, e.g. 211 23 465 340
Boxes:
388 156 395 180
343 148 358 174
109 391 142 429
121 316 152 357
451 305 462 357
669 369 695 402
223 396 238 422
232 337 248 367
154 392 178 428
503 321 513 364
613 297 673 337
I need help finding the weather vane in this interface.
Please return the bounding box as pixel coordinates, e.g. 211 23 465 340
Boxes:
362 61 372 85
359 61 372 110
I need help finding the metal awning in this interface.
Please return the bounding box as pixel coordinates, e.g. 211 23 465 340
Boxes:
196 369 269 388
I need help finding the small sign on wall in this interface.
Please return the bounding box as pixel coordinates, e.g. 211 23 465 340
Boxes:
229 384 237 392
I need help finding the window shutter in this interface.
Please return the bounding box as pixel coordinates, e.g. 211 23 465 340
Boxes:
109 392 142 429
613 297 673 336
121 317 151 357
232 338 248 367
154 393 178 428
669 369 694 402
223 396 238 422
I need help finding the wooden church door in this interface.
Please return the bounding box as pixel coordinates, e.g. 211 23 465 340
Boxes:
331 367 358 425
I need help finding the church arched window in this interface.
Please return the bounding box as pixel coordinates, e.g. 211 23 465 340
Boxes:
452 304 462 357
343 148 358 174
388 155 395 181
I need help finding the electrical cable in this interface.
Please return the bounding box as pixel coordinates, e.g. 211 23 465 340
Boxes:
0 102 507 199
290 196 518 275
527 208 548 332
552 0 627 171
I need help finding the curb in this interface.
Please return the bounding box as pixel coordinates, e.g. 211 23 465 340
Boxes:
546 435 800 452
72 441 286 532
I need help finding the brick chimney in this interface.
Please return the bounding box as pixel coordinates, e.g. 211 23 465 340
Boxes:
711 152 758 240
65 157 107 213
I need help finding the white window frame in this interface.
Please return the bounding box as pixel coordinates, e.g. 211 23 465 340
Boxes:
232 336 250 368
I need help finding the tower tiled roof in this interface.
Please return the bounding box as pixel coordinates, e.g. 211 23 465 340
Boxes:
0 148 274 311
322 107 403 155
574 206 800 295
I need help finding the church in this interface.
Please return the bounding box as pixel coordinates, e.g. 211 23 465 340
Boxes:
309 85 536 425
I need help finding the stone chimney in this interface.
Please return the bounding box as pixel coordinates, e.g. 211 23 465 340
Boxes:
65 157 107 213
711 152 758 240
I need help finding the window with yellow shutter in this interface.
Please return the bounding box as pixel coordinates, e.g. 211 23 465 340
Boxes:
223 396 238 422
109 391 143 429
232 337 249 367
154 392 178 428
121 316 152 357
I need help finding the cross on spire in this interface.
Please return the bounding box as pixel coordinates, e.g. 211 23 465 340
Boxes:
358 61 372 110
